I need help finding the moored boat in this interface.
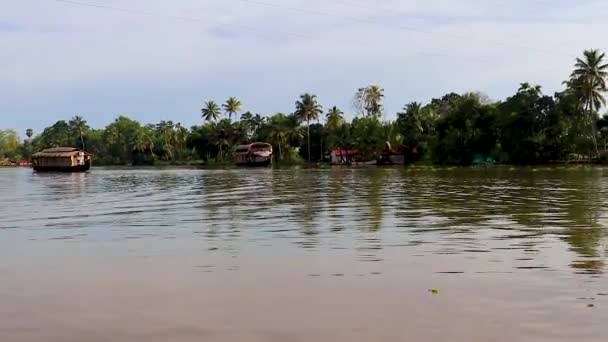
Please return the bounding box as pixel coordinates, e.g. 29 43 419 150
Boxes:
234 142 273 166
31 147 92 172
376 142 405 166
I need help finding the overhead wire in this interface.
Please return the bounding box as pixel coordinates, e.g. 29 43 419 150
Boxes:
52 0 578 69
230 0 579 58
52 0 504 65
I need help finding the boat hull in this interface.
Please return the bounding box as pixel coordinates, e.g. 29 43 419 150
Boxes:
33 162 91 173
235 158 272 167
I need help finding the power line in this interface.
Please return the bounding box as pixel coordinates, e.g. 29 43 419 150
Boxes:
52 0 575 70
230 0 577 58
51 0 497 63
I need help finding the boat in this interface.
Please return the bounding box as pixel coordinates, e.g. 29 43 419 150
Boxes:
329 148 377 166
31 147 92 172
376 142 405 166
234 142 273 166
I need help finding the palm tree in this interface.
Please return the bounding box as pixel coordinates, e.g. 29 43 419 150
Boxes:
155 121 177 160
295 93 323 162
69 115 88 150
201 101 221 122
213 119 234 162
566 49 608 158
355 85 385 118
223 97 242 121
269 119 288 161
133 129 154 153
326 106 345 130
365 85 384 118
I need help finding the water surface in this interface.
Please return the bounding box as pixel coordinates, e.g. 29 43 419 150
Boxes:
1 166 607 341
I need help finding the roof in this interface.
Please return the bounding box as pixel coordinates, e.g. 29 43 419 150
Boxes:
32 147 83 158
236 142 272 149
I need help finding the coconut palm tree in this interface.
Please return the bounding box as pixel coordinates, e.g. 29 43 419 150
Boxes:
222 97 242 121
69 115 88 150
268 119 288 161
133 129 154 153
355 85 385 118
326 106 345 130
566 49 608 158
295 93 323 162
155 121 177 160
201 101 221 122
365 85 384 118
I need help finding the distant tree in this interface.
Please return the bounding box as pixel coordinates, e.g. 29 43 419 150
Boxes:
0 129 21 159
69 115 88 150
201 101 221 122
26 129 33 139
326 106 345 130
565 49 608 158
223 97 242 121
295 93 323 162
354 85 384 118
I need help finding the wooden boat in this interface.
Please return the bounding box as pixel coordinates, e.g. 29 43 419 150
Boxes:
234 143 273 166
31 147 92 172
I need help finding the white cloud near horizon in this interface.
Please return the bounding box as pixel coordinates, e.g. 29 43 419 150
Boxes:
2 0 608 134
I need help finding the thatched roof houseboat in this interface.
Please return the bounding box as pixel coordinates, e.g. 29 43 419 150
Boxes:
31 147 92 172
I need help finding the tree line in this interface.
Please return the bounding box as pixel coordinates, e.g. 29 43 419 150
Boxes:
3 49 608 166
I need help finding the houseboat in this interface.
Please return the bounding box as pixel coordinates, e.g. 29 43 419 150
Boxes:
234 143 273 166
31 147 92 172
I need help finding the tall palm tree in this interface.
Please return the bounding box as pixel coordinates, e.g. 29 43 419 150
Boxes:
355 85 385 118
295 93 323 162
365 85 384 118
269 120 288 161
69 115 88 150
566 49 608 158
222 97 242 121
326 106 345 130
201 101 221 122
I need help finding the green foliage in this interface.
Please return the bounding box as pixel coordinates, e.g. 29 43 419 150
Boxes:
431 93 498 165
0 129 21 159
17 50 608 167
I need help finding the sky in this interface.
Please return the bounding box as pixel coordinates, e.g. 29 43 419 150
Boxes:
2 0 608 135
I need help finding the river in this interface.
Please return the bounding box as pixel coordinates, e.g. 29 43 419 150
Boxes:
1 166 607 341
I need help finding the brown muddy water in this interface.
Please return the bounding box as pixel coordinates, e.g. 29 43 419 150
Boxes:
1 166 607 341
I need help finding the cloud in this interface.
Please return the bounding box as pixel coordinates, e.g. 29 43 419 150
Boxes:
2 0 607 132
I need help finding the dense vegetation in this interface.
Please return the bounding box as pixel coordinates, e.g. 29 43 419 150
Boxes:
3 50 608 166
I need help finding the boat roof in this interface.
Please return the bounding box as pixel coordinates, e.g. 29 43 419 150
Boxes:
32 147 90 158
236 142 272 149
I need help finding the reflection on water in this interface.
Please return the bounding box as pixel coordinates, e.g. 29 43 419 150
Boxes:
1 166 607 273
1 166 608 341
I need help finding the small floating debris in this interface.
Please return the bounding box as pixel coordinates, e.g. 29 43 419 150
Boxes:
428 288 439 295
587 304 595 308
